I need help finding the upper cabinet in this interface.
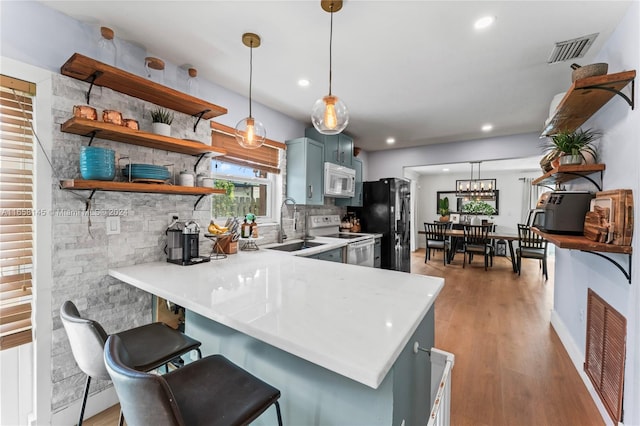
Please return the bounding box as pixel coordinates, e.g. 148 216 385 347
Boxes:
61 53 228 122
304 127 353 167
336 157 363 207
541 70 636 137
285 138 325 205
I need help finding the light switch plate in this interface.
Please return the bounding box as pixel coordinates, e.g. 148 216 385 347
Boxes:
106 216 120 235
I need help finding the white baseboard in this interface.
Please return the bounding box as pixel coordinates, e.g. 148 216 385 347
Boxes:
550 310 619 426
51 387 118 426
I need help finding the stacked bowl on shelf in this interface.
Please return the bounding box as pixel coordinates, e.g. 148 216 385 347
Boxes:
79 146 115 180
122 164 171 182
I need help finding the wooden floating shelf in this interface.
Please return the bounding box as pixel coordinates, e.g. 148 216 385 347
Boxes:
60 179 225 196
541 70 636 136
532 164 605 186
61 117 225 156
61 53 227 119
532 227 631 254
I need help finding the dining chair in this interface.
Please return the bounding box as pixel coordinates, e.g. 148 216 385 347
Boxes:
60 300 202 426
104 334 283 426
424 222 451 265
517 223 549 280
462 224 494 270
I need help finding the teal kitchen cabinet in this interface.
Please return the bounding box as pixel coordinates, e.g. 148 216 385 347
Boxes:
304 127 353 167
336 157 363 207
285 137 324 205
305 247 345 263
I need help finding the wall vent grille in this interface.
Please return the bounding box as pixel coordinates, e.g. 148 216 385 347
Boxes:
547 33 599 63
584 288 626 424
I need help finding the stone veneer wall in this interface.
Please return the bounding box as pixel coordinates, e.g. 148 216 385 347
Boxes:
48 73 344 411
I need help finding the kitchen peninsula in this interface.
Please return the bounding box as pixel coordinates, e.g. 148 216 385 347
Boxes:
109 249 443 425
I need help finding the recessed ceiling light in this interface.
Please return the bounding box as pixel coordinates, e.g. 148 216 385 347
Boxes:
386 137 395 144
297 79 310 87
481 124 493 132
442 168 450 172
474 16 496 30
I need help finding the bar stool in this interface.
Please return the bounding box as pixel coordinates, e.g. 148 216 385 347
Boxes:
104 334 283 426
60 300 202 426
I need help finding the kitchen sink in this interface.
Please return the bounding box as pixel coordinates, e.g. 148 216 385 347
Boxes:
267 240 326 252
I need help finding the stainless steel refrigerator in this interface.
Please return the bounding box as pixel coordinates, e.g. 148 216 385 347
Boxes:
359 178 411 272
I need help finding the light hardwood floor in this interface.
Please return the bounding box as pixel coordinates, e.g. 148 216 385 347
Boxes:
86 250 603 426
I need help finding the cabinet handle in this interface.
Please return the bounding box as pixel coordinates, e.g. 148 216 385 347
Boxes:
334 150 339 162
308 185 313 199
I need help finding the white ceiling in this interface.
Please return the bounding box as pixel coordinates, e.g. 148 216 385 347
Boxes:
406 155 541 175
42 0 631 153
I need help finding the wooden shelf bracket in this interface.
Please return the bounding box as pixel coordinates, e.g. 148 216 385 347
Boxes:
84 71 103 104
192 110 210 132
560 169 603 191
582 78 635 110
580 250 632 284
194 194 207 211
193 153 207 173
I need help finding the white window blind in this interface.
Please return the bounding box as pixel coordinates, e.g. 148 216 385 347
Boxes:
0 75 35 350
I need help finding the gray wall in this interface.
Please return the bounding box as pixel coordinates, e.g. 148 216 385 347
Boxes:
552 3 639 424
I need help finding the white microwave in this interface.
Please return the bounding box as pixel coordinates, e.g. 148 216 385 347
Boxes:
324 162 356 198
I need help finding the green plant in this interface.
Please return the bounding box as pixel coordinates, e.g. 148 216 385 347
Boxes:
438 197 450 216
150 108 174 125
461 200 496 215
542 128 600 161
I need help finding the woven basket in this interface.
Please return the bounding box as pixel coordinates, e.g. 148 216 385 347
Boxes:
571 63 608 82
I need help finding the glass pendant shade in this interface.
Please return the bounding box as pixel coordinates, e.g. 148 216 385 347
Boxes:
236 32 265 149
235 116 266 149
312 95 349 135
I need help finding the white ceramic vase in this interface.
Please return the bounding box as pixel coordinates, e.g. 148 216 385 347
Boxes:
152 122 171 137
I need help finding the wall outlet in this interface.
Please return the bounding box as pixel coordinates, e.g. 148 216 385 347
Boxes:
579 309 585 323
105 216 120 235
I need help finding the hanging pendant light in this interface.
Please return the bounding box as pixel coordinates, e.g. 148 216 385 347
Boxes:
455 161 497 201
235 33 266 149
311 0 349 135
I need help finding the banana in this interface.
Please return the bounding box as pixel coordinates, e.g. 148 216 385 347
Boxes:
208 222 229 235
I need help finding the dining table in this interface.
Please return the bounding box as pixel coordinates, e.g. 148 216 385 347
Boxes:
419 226 520 272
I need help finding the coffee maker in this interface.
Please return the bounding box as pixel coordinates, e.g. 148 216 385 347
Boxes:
165 220 210 266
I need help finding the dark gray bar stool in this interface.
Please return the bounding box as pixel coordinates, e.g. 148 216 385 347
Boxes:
60 300 202 426
104 334 283 426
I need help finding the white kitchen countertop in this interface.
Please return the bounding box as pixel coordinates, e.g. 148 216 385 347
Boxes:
109 248 443 389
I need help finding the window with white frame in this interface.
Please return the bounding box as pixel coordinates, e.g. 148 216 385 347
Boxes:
210 160 275 221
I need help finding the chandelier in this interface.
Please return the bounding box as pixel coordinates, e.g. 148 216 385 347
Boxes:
456 162 497 201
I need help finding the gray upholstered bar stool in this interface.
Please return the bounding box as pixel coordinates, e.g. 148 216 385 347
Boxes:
105 334 283 426
60 300 202 426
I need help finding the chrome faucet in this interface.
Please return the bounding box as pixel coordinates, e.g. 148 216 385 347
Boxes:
278 197 297 243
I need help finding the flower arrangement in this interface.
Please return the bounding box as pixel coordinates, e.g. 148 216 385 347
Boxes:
461 200 496 215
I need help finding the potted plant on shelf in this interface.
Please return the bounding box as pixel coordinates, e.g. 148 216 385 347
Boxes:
542 128 600 168
438 197 450 222
150 107 174 136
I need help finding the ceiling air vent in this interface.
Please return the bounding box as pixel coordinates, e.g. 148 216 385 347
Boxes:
547 33 599 64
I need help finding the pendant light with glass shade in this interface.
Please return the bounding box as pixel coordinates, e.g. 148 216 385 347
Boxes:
311 0 349 135
235 33 266 149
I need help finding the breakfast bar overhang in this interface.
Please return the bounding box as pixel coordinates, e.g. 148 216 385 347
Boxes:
109 250 444 425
